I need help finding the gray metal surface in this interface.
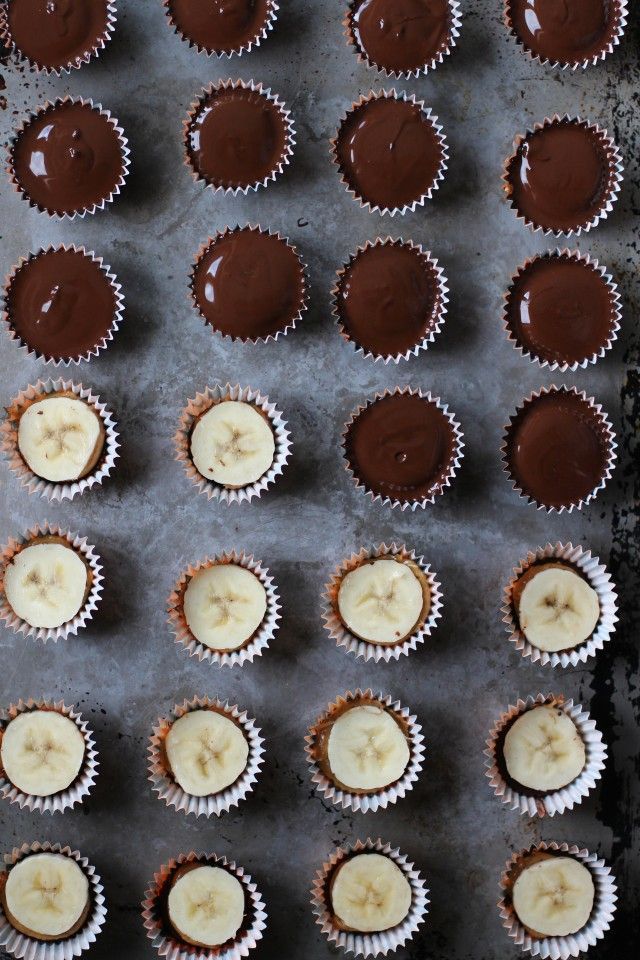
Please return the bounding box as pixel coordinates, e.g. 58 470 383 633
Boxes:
0 1 637 957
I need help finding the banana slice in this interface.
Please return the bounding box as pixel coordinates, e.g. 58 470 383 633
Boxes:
513 855 595 938
183 563 267 652
518 566 599 652
18 395 104 483
327 704 410 792
166 709 249 797
0 710 85 796
168 864 245 948
503 705 586 792
3 852 89 941
190 400 275 488
331 853 412 933
3 541 88 629
337 558 426 645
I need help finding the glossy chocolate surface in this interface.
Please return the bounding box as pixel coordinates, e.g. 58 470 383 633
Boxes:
507 392 608 508
352 0 451 73
168 0 271 53
5 248 117 361
6 0 110 70
192 229 304 341
337 242 441 357
336 96 443 210
11 100 124 215
345 392 456 503
508 0 617 64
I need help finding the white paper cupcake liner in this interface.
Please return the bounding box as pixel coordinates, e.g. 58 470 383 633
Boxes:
0 841 107 959
331 90 449 216
148 695 265 818
311 837 429 958
0 699 98 814
0 522 104 644
141 851 267 960
305 689 425 812
173 383 291 505
167 550 281 668
322 543 443 663
163 0 279 57
484 693 607 817
502 542 619 668
498 841 617 959
1 378 120 502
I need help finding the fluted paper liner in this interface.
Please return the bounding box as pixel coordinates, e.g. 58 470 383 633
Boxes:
183 79 295 195
1 379 120 502
498 841 617 959
174 383 291 505
0 841 107 959
503 249 621 372
0 699 98 814
0 522 104 643
148 695 265 817
484 693 606 817
305 689 425 812
332 238 449 363
322 543 443 662
311 837 429 957
164 0 279 57
502 115 623 237
344 0 462 78
343 387 464 511
167 551 281 668
142 851 266 960
331 90 449 216
6 96 130 219
502 542 618 668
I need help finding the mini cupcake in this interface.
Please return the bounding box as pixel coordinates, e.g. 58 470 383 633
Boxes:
345 0 462 77
0 522 103 643
311 837 429 957
164 0 278 57
167 550 281 667
332 238 448 363
142 851 266 959
7 96 130 219
183 79 295 195
0 698 98 814
0 841 106 958
148 695 265 818
502 115 623 236
502 385 616 513
331 90 448 215
503 249 621 371
498 842 617 958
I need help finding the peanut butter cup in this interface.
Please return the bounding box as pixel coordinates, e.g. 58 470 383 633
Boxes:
504 0 627 69
0 0 116 73
165 0 277 56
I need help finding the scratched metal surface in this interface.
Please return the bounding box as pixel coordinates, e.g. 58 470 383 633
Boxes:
0 2 637 957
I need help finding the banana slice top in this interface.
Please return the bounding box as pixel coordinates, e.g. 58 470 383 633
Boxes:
165 709 249 797
327 704 410 792
18 395 105 483
512 855 595 938
183 563 267 651
1 710 85 797
338 558 426 645
518 565 600 652
3 541 89 629
330 852 412 933
503 705 586 793
3 852 89 940
168 864 245 948
190 401 275 488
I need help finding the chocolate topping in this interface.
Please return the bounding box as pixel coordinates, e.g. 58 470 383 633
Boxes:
191 229 305 341
5 248 118 362
6 0 111 70
351 0 452 73
11 100 125 216
336 95 444 211
345 392 456 503
506 391 609 509
336 241 442 357
167 0 271 54
507 0 619 65
505 254 616 366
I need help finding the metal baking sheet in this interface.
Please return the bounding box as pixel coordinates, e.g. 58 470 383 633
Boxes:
0 1 637 957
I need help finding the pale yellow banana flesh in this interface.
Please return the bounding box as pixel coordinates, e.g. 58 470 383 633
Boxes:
165 709 249 797
18 396 102 483
190 400 275 488
0 710 85 797
3 542 88 629
183 563 267 651
331 853 412 933
327 705 410 791
338 558 424 645
503 705 586 792
513 856 595 937
4 853 89 939
168 865 244 948
519 568 599 652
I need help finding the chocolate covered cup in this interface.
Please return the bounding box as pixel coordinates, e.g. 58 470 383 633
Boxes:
164 0 278 57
